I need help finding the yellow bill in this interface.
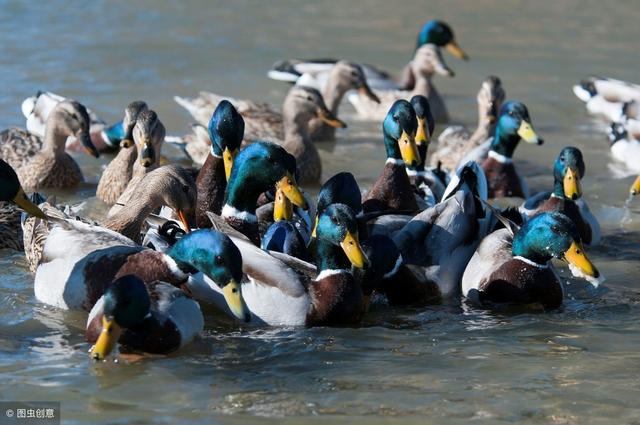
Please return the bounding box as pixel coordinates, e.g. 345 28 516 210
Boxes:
517 120 541 145
415 117 430 146
563 241 599 278
630 175 640 196
446 41 469 60
563 167 582 200
340 230 368 268
177 210 191 233
276 173 308 209
222 279 250 322
223 147 238 181
12 188 45 219
398 130 420 167
90 316 122 361
273 188 293 222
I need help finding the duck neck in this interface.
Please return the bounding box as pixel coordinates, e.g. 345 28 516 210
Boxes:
490 127 519 158
104 190 159 241
42 116 71 155
383 133 404 162
552 178 566 198
224 175 264 217
283 110 313 154
469 112 496 146
411 73 432 97
314 239 352 274
323 74 350 115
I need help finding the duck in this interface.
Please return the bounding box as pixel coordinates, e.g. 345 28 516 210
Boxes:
388 161 489 299
23 164 196 272
430 76 505 172
407 95 446 207
362 99 421 213
108 109 166 216
0 159 46 250
96 101 150 204
177 86 345 184
0 100 99 190
520 147 601 245
267 19 468 91
220 141 308 245
573 76 640 122
462 212 602 310
347 44 454 122
608 122 640 174
190 203 368 327
467 101 543 199
87 275 204 361
195 100 244 227
21 91 123 153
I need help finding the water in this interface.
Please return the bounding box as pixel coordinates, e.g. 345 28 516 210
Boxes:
2 1 640 423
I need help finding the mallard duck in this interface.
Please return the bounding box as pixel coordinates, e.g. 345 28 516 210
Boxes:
177 86 344 184
348 44 454 122
407 95 446 207
608 123 640 174
521 147 601 245
389 161 489 299
573 77 640 122
87 275 203 360
362 99 421 213
474 101 543 199
0 159 46 250
191 203 368 326
96 101 150 204
431 76 505 172
108 109 166 216
221 141 308 245
23 164 196 272
195 100 244 227
267 20 468 91
0 100 99 190
21 91 124 153
462 212 601 310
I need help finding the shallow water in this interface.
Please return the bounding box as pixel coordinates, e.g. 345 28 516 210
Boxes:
2 1 640 424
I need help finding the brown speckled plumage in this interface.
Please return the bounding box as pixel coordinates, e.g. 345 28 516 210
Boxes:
0 201 22 250
96 146 137 203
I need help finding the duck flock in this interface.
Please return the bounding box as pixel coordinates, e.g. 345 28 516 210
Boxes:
0 19 638 361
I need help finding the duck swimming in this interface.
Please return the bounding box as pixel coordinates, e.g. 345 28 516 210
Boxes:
362 100 421 213
348 44 454 122
0 100 99 190
96 101 150 204
521 147 601 245
573 76 640 122
267 19 468 91
608 122 640 174
431 76 505 172
462 212 601 310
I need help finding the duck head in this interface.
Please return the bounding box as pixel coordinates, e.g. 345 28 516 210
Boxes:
383 100 420 168
332 61 380 103
224 142 308 218
315 203 368 270
512 212 599 281
490 101 543 158
410 95 435 172
283 86 347 129
417 20 468 60
169 229 249 322
209 100 244 181
90 275 151 360
0 159 45 218
478 75 505 124
120 101 148 148
144 165 196 232
411 44 454 78
553 147 585 201
133 109 164 168
312 172 362 237
48 100 99 158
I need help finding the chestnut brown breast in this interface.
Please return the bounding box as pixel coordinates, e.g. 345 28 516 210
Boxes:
482 157 525 198
363 162 418 213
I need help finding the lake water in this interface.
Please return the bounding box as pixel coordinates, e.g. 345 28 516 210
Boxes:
1 1 640 424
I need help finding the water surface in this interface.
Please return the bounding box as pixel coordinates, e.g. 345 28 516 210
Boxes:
1 1 640 424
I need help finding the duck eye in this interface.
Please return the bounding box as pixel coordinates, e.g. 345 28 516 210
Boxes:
331 216 339 224
350 71 358 77
182 185 190 194
307 96 313 101
215 255 224 265
559 156 565 162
